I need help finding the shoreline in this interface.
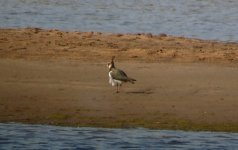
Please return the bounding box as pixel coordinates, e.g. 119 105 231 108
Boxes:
1 28 238 132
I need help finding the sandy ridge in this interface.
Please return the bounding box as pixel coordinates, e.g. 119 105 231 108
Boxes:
1 28 238 63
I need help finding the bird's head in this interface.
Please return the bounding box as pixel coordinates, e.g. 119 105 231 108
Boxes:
107 62 113 70
107 56 115 70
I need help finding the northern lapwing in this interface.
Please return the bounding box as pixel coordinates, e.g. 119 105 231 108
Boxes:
107 56 136 93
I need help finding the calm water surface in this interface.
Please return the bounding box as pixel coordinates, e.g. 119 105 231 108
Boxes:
0 123 238 150
1 0 238 41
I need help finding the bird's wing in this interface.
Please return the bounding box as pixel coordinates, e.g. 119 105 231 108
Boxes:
110 69 129 81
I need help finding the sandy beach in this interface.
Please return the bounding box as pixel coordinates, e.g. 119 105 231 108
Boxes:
1 28 238 132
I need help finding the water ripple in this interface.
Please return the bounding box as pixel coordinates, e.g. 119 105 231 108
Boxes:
1 0 238 41
0 123 238 150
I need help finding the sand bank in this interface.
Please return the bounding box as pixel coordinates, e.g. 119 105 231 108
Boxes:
0 28 238 132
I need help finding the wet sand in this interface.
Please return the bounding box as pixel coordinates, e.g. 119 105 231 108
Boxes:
0 28 238 132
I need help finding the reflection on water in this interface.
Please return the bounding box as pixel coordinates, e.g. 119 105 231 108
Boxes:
1 0 238 41
0 123 238 149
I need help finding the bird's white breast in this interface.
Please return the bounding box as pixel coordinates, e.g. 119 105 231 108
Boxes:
109 71 122 86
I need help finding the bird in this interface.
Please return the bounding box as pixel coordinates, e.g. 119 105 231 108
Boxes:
107 56 136 93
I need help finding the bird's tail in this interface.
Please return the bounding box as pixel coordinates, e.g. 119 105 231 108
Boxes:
128 77 136 84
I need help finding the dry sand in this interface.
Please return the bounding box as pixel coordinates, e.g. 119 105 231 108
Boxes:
0 28 238 132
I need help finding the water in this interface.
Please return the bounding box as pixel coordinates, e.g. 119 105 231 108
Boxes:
0 123 238 150
1 0 238 41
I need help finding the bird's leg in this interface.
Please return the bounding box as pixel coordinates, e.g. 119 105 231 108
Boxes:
116 83 119 93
